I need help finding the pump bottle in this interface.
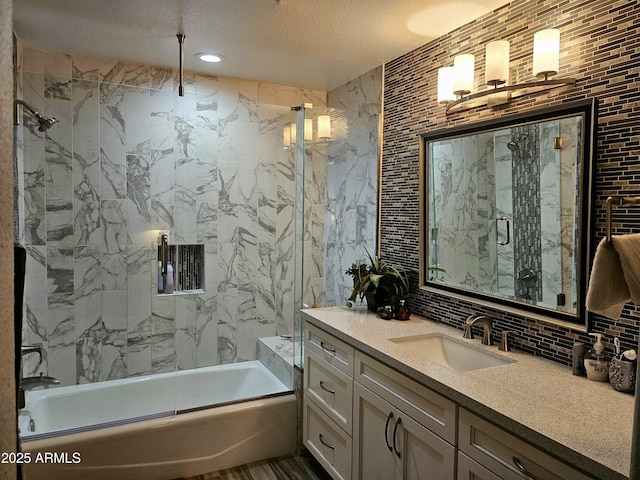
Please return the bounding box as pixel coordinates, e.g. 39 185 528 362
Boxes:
584 333 611 382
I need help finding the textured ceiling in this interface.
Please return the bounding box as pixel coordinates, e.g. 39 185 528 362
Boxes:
13 0 512 91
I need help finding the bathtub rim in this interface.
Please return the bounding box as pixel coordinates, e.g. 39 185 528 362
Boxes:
20 360 292 442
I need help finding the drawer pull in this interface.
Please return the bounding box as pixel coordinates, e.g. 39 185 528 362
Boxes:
384 411 394 452
320 341 336 354
392 417 402 459
513 457 539 480
319 380 335 394
318 433 335 450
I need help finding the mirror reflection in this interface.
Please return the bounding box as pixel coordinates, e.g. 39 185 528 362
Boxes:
423 100 596 324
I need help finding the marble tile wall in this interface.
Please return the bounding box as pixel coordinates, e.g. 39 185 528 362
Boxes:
324 66 382 307
17 47 326 386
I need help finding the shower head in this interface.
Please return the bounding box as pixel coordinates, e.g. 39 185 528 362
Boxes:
34 113 58 132
507 133 529 153
14 99 58 132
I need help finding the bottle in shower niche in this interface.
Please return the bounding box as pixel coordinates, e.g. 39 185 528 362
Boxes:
164 261 174 294
158 261 164 294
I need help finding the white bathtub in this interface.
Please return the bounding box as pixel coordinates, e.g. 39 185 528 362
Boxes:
20 361 297 480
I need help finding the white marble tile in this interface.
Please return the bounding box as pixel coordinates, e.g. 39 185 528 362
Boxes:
125 86 150 155
102 290 128 330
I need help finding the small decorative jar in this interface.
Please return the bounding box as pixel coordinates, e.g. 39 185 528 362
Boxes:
377 305 395 320
395 299 411 321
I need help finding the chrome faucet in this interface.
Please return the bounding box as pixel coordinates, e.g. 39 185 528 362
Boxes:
21 345 43 363
19 345 58 409
463 315 493 346
19 373 59 409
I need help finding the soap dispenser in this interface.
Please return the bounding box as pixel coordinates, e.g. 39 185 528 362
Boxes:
584 333 611 382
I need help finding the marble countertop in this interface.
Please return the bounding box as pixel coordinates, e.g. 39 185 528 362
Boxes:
301 306 634 480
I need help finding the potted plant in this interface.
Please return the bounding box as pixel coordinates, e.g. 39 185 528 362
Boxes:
345 249 415 314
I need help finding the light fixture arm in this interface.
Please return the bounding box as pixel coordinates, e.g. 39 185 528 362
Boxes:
177 34 185 97
445 77 576 115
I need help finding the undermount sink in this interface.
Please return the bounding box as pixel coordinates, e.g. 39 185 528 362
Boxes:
388 333 516 372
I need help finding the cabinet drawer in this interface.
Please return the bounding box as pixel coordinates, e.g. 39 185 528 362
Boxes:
304 350 353 433
303 395 352 480
458 452 502 480
305 323 355 377
355 351 457 445
459 409 594 480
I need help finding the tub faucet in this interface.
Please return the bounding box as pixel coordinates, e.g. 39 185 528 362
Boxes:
19 373 59 409
463 315 493 346
21 345 43 364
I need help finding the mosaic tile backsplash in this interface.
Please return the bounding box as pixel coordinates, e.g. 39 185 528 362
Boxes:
381 0 640 365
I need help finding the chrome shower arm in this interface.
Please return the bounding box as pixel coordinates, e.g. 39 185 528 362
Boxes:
14 99 58 131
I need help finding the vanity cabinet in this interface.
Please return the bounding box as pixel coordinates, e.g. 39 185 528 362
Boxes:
304 323 455 480
303 324 355 480
458 408 593 480
303 321 596 480
353 382 455 480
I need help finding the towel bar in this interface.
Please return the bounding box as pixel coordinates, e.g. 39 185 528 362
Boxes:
606 196 640 243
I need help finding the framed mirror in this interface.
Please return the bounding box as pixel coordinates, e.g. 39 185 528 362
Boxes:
420 99 597 327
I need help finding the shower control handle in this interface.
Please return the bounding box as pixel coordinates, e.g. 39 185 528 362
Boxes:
496 216 510 245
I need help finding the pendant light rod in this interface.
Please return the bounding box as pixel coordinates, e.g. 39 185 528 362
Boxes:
177 33 186 97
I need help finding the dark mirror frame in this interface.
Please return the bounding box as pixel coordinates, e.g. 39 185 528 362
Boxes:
419 99 598 328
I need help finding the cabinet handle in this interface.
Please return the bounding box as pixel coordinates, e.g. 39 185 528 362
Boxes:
319 380 335 394
513 457 540 480
320 341 336 354
318 433 335 450
384 411 394 452
392 417 402 459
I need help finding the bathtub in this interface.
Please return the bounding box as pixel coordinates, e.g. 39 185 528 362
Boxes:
20 361 297 480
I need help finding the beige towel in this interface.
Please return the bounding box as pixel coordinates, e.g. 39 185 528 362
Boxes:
586 234 640 319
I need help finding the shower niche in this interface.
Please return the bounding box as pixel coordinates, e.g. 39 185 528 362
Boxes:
157 234 205 295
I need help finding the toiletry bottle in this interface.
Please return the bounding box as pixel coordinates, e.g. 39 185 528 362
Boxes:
158 261 164 294
571 341 586 376
584 333 611 382
165 261 174 294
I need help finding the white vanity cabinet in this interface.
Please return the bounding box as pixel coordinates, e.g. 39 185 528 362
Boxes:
303 324 355 480
303 321 598 480
353 382 455 480
458 408 593 480
304 322 456 480
352 352 456 480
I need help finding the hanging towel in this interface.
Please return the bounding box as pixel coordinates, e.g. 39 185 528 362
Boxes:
586 234 640 319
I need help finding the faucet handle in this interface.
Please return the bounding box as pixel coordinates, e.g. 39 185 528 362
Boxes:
463 315 477 339
499 330 516 352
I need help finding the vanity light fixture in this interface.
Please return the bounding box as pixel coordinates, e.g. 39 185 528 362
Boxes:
282 113 332 149
317 115 331 139
438 28 575 114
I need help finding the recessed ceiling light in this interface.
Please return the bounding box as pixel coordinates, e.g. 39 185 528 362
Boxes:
196 53 223 63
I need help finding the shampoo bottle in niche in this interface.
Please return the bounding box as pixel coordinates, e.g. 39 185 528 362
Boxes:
584 333 611 382
164 261 174 294
158 261 164 294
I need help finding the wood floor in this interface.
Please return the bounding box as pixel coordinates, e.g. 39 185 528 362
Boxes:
177 454 333 480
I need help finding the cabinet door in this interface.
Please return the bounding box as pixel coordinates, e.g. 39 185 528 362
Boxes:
353 382 397 480
397 413 456 480
354 382 456 480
